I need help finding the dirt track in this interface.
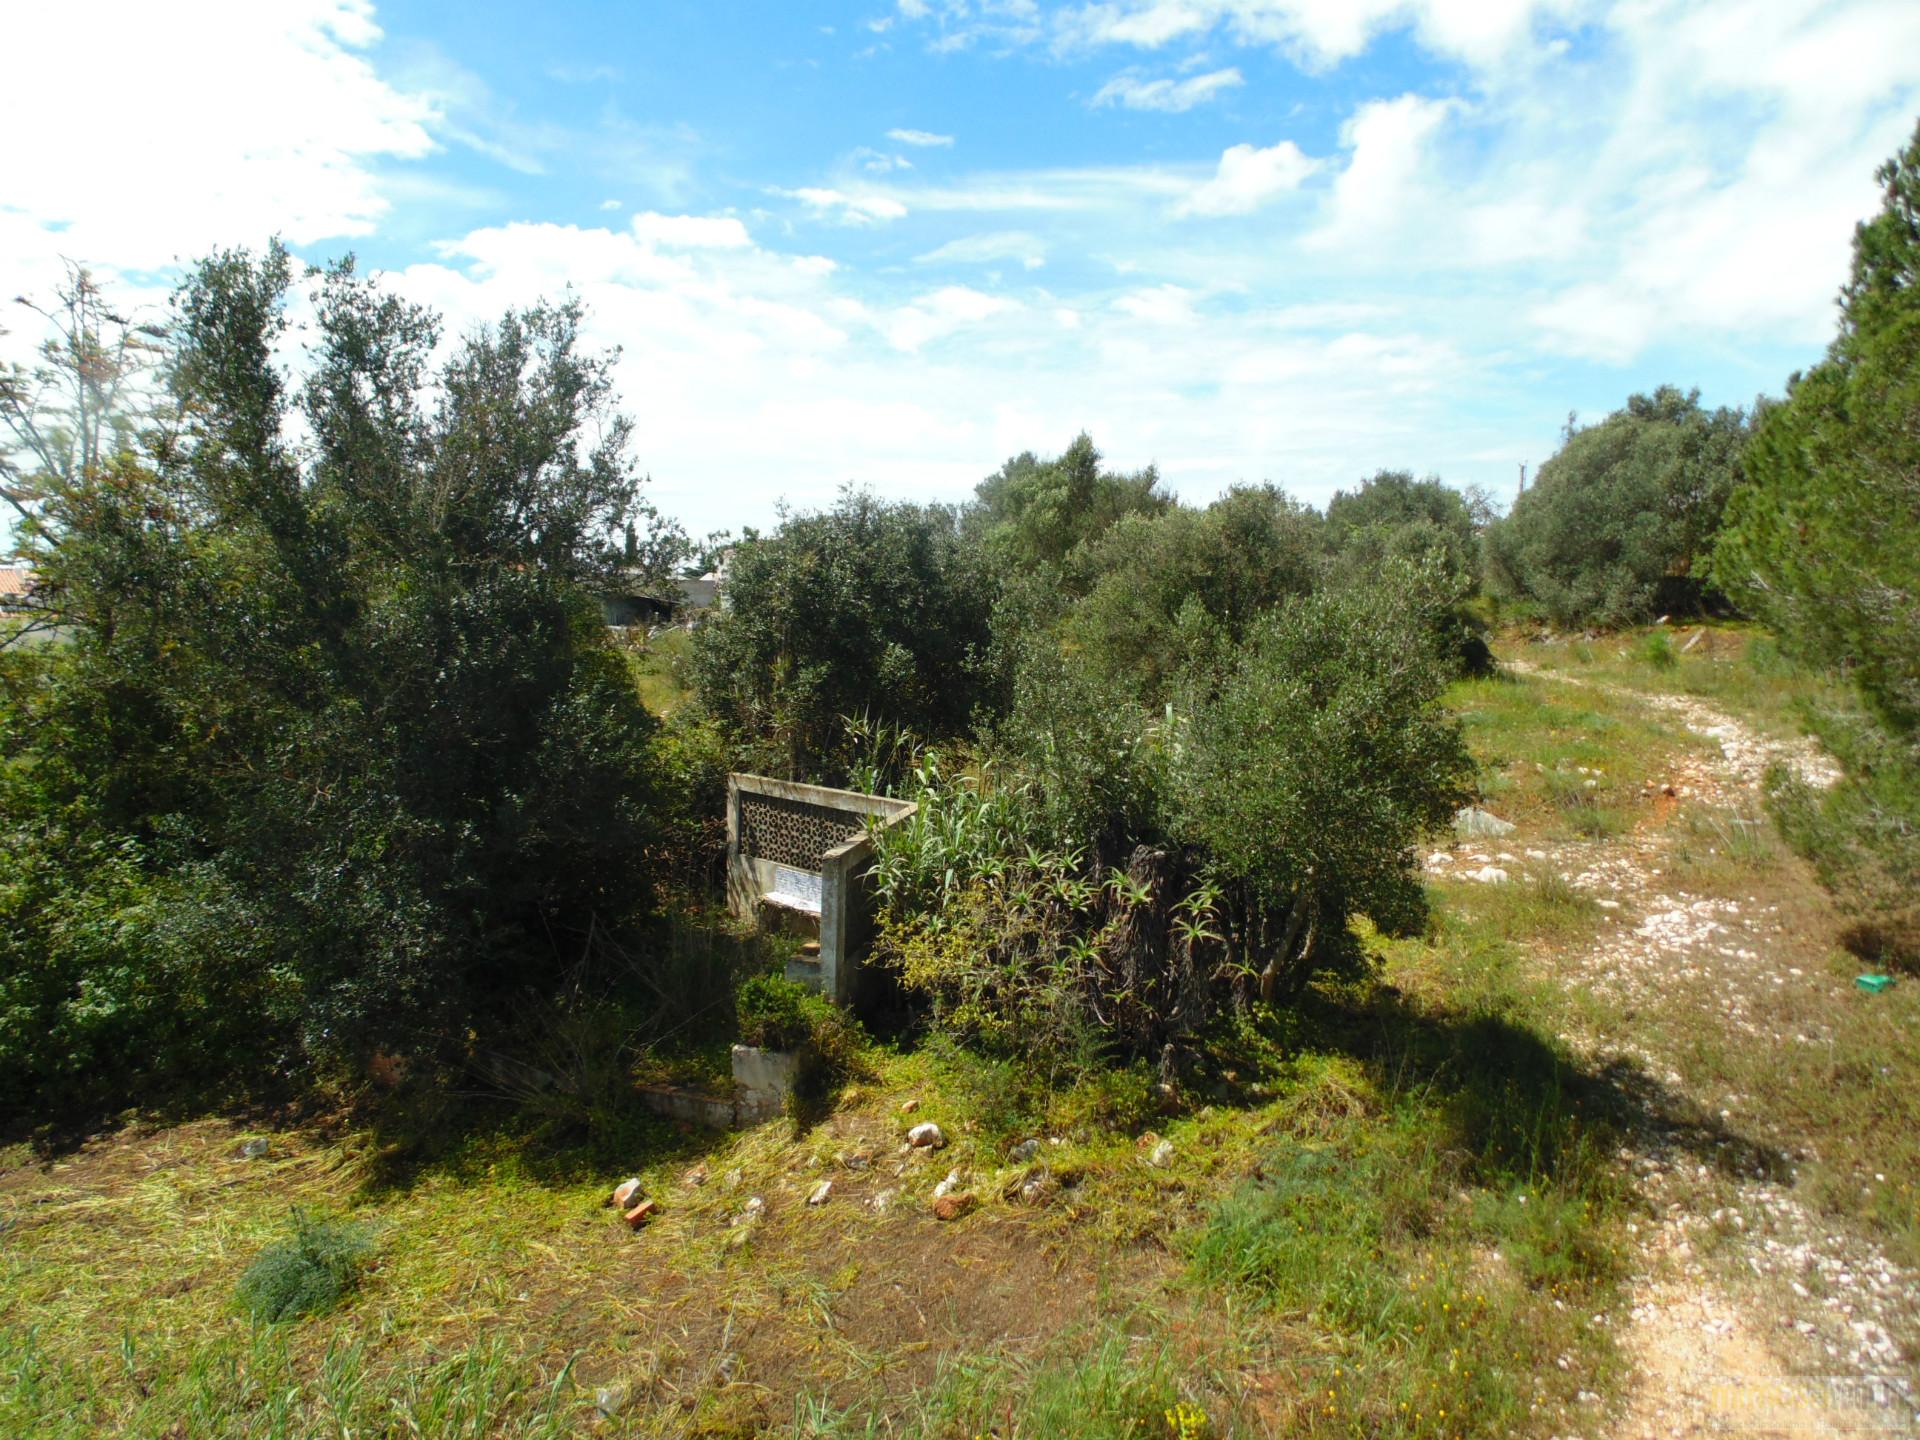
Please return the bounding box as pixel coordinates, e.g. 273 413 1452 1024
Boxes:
1497 663 1917 1438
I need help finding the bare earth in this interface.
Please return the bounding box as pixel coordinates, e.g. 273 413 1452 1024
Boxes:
1442 661 1918 1438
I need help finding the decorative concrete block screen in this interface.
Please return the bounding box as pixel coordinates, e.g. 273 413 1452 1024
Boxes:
726 775 915 1004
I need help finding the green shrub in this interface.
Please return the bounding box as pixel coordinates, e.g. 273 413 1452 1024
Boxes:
873 559 1474 1073
1637 629 1677 669
688 489 998 783
1175 557 1476 994
1 251 680 1105
735 973 866 1097
235 1211 375 1324
735 973 818 1051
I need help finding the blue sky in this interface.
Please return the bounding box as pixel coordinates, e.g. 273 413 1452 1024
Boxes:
5 1 1919 536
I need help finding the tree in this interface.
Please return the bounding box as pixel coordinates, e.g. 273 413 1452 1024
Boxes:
1322 469 1494 674
1487 387 1747 626
1324 469 1481 582
0 266 169 645
967 432 1169 588
689 488 996 782
0 246 673 1106
1173 556 1475 998
1713 117 1920 960
1063 485 1322 704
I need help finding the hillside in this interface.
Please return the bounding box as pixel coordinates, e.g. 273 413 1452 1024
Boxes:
3 627 1914 1439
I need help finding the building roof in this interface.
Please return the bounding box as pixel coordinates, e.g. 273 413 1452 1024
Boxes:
0 566 34 601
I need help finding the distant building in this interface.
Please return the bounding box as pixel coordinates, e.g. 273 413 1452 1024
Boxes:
674 571 721 612
0 565 37 613
598 562 726 629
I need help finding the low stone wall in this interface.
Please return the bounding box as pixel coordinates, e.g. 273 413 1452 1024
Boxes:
634 1045 803 1128
726 774 914 1004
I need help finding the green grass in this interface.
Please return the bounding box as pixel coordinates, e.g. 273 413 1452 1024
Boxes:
1521 622 1850 749
628 625 697 717
793 1326 1210 1439
1444 669 1698 840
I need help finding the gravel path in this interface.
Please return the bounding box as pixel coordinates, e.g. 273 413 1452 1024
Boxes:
1459 663 1917 1437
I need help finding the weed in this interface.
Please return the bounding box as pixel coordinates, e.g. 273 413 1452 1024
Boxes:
234 1210 375 1324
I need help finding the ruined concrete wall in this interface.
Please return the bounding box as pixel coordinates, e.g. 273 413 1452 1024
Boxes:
725 774 914 1004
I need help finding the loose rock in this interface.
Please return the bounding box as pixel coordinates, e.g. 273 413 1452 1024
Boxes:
907 1122 945 1149
1455 805 1516 837
807 1180 833 1206
623 1199 657 1229
932 1192 977 1221
610 1177 643 1209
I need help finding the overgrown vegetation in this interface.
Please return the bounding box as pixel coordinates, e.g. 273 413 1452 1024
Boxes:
0 250 693 1114
1713 116 1920 967
1485 385 1747 628
235 1211 376 1324
3 117 1918 1439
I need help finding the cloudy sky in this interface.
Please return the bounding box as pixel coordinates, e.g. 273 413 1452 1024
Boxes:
4 0 1917 533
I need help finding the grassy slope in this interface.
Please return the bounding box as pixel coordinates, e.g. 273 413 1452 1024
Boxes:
3 624 1911 1438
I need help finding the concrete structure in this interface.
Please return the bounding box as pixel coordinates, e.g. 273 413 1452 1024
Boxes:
726 774 914 1003
730 1045 802 1124
635 1044 802 1128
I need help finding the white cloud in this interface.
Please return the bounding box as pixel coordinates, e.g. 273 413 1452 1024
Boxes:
915 231 1048 268
12 0 1920 546
880 286 1016 350
774 187 911 223
630 211 752 248
1049 0 1578 70
1112 284 1199 323
0 0 434 288
887 127 956 146
855 148 915 172
1307 94 1458 248
1091 66 1244 111
1176 139 1320 216
599 198 624 211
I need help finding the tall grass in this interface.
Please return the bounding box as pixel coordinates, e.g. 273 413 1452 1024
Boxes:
0 1326 578 1439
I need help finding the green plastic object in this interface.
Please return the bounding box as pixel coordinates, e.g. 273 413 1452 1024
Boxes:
1856 974 1895 993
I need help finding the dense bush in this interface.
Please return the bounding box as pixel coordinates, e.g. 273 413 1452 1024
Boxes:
236 1211 376 1324
0 249 675 1108
688 489 996 783
734 972 865 1097
1324 468 1483 583
1175 557 1477 993
871 560 1475 1070
1487 386 1747 627
1063 485 1322 704
1714 118 1920 960
965 432 1168 588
